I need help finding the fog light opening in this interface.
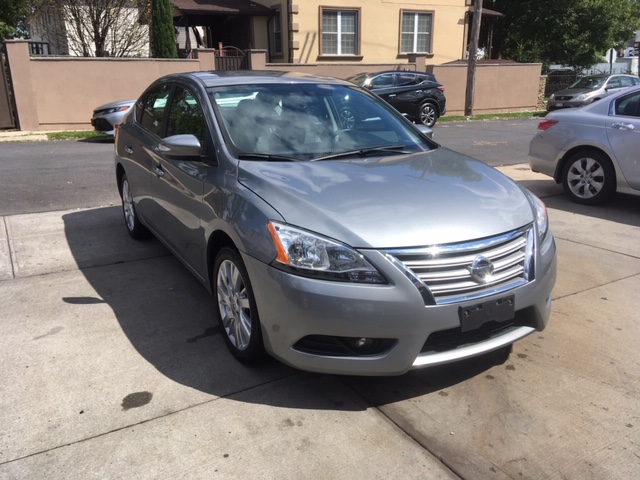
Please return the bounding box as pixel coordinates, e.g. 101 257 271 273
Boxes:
353 338 373 349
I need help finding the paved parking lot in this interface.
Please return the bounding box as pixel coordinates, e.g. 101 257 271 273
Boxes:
1 127 640 478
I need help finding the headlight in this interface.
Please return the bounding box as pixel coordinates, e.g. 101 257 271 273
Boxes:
107 106 130 114
549 93 555 100
267 221 386 284
574 93 590 101
530 194 549 240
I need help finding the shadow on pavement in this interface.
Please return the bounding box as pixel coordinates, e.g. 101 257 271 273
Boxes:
544 190 640 228
62 207 511 411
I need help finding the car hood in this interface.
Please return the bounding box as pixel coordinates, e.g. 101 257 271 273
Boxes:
238 148 534 248
553 87 595 97
94 99 135 111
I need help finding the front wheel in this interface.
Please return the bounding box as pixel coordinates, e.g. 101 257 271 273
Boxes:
214 247 266 363
418 102 438 128
561 150 616 205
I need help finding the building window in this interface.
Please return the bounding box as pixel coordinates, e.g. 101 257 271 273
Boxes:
321 9 359 55
400 11 433 54
270 9 282 55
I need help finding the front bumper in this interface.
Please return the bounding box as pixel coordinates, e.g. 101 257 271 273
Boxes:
243 230 556 376
547 99 589 111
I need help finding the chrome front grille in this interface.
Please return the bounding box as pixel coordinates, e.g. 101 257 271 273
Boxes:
384 226 534 305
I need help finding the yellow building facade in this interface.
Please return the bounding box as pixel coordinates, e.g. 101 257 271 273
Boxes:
252 1 469 65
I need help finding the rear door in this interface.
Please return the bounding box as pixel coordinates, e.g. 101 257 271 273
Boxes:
606 90 640 190
389 72 427 118
368 73 399 108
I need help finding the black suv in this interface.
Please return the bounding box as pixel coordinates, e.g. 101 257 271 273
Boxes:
348 71 446 127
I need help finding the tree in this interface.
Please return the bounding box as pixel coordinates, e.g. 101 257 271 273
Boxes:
0 0 31 41
28 0 150 57
150 0 176 58
487 0 640 70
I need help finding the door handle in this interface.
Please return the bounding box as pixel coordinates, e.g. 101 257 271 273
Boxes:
153 164 165 177
124 145 133 154
612 122 635 131
388 94 396 98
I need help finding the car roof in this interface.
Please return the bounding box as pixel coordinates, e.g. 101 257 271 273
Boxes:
361 70 428 77
157 70 355 88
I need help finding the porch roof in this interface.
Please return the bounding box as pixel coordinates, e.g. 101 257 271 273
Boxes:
172 0 272 15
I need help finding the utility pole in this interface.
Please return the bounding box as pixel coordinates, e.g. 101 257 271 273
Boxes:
465 0 483 116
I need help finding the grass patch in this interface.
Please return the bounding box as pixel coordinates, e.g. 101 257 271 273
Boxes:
46 130 112 141
439 111 547 123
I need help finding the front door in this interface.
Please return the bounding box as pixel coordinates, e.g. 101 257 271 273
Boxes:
606 90 640 190
150 85 212 279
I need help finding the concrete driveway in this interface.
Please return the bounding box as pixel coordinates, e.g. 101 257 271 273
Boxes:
1 161 640 478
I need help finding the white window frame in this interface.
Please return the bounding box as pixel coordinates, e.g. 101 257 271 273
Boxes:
321 8 359 56
270 8 283 55
400 10 433 54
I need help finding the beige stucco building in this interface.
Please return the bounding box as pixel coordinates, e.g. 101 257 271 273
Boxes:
248 0 470 65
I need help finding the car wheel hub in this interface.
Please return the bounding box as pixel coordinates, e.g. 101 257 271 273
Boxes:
122 180 135 231
568 158 604 198
217 259 251 351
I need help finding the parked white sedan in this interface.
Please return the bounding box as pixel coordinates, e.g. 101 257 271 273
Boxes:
91 99 135 135
529 85 640 204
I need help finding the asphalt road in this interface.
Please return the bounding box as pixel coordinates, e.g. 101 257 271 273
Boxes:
3 120 640 478
0 119 541 216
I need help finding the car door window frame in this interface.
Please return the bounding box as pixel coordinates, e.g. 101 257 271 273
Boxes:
138 82 174 139
613 90 640 118
165 85 209 143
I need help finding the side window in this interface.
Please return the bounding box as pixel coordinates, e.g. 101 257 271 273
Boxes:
607 77 621 89
620 76 636 88
615 92 640 117
396 73 417 86
371 74 394 88
140 84 171 137
166 86 208 144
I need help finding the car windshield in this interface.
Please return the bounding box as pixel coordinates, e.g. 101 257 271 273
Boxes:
568 76 607 90
207 83 431 161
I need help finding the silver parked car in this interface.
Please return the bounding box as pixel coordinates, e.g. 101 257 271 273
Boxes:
91 99 135 135
530 85 640 205
115 71 556 376
547 74 640 111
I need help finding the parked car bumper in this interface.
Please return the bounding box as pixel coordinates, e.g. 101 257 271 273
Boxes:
528 133 565 179
91 100 134 135
243 233 556 376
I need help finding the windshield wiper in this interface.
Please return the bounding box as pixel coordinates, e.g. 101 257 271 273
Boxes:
237 153 301 162
311 145 410 162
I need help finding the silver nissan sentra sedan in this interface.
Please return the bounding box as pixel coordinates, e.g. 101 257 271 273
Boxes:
114 71 556 376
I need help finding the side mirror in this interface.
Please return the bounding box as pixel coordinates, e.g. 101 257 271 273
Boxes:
158 134 202 158
415 124 434 139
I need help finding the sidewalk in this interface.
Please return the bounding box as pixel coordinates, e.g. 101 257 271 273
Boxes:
0 130 53 142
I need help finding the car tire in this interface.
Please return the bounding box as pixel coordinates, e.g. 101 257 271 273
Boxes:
561 150 616 205
214 247 266 363
418 101 438 128
120 173 150 239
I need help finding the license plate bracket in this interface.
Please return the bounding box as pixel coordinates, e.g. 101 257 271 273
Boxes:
458 295 515 333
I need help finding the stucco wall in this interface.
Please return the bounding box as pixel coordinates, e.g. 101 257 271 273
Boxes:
5 41 542 131
428 62 543 114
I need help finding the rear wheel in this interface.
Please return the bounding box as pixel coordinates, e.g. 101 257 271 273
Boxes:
120 173 149 239
214 247 266 363
561 150 616 205
418 101 438 128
